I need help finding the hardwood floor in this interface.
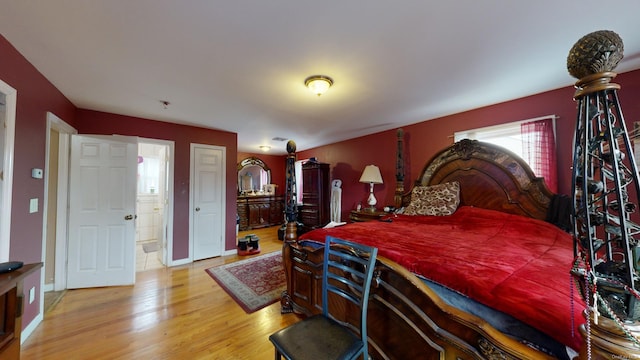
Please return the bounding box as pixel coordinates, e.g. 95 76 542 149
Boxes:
22 226 302 359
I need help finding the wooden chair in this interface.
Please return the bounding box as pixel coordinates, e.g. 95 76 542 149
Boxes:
269 236 378 360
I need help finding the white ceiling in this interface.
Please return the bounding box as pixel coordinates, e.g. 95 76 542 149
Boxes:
2 1 640 155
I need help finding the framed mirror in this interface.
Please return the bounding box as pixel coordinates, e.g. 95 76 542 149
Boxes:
238 157 272 195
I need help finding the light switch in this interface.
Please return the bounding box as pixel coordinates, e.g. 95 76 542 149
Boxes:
29 198 38 213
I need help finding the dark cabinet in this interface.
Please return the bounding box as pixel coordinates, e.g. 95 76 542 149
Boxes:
248 202 270 228
270 199 284 224
237 195 284 231
299 161 330 230
285 243 323 315
0 262 42 360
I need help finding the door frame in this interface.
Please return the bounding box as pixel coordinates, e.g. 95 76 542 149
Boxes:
44 113 77 292
0 79 16 263
138 137 175 266
188 143 226 262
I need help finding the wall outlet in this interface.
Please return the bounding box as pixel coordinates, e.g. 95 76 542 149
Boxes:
29 286 35 304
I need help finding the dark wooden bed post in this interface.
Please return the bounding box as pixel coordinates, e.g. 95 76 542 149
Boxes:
283 140 298 243
281 140 298 313
567 30 640 358
394 128 405 209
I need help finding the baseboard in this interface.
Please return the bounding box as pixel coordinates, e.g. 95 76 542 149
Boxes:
171 249 238 264
223 249 237 256
43 283 54 292
21 311 43 344
170 258 191 266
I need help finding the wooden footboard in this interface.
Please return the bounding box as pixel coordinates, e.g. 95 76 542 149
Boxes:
282 241 557 360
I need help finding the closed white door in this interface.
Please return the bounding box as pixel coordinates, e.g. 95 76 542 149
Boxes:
67 135 137 288
191 144 225 260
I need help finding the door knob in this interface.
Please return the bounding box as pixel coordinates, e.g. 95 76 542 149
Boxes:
124 214 134 220
195 207 201 212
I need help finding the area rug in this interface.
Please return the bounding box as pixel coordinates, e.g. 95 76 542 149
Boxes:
205 251 285 313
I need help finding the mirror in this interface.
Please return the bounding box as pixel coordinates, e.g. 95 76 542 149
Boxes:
238 157 272 195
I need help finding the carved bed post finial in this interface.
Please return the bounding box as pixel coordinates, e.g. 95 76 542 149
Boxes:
567 30 623 98
394 128 405 208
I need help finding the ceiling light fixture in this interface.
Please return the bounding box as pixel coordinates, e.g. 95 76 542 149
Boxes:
305 75 333 96
259 145 271 152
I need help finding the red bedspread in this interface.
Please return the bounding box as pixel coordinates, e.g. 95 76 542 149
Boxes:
299 206 585 350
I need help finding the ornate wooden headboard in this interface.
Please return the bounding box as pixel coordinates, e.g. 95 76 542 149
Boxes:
395 135 554 221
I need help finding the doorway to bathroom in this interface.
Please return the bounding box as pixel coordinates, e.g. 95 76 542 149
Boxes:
136 141 171 272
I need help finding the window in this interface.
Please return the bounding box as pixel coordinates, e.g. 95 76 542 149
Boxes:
137 155 160 194
454 115 558 192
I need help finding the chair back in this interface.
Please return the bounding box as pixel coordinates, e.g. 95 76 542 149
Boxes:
322 236 378 358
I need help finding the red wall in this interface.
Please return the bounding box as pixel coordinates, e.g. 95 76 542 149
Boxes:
0 35 78 330
299 69 640 222
76 110 238 259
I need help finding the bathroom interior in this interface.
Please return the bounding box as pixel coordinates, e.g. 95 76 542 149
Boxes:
136 142 169 272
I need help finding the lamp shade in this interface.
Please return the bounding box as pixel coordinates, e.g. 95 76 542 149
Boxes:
359 165 383 184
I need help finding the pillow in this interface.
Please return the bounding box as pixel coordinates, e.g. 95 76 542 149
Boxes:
403 181 460 216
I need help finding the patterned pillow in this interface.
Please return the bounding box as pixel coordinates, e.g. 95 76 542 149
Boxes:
403 181 460 216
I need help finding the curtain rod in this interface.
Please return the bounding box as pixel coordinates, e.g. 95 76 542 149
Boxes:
448 114 559 139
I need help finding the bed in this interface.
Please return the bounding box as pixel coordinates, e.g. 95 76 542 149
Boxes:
280 137 632 359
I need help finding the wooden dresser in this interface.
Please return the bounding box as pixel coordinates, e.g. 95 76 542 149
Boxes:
237 194 284 231
0 262 42 360
299 161 330 231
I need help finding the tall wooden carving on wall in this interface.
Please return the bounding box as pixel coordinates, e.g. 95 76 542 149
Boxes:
394 128 405 209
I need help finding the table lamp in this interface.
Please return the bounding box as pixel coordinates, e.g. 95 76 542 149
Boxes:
359 165 383 211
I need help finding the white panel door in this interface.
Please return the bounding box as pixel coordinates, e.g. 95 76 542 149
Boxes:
191 145 224 260
0 80 16 263
67 135 137 288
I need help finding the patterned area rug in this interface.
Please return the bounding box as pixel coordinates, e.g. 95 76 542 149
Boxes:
205 251 286 313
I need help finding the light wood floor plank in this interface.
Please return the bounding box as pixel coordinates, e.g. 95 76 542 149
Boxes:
22 226 301 359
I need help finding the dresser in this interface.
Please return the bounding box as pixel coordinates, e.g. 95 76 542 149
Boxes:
299 161 330 231
0 262 42 360
237 195 284 231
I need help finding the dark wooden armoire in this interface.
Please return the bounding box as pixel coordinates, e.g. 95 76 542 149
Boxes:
299 160 330 231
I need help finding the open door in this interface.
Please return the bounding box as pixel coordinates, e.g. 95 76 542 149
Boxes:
67 135 137 288
157 144 169 265
0 80 16 262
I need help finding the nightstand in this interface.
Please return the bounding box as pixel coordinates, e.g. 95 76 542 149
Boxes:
349 209 388 222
